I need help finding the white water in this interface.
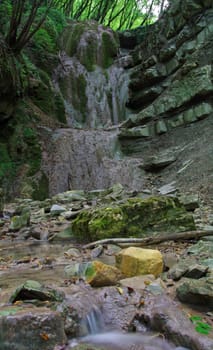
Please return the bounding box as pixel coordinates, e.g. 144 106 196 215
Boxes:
75 331 190 350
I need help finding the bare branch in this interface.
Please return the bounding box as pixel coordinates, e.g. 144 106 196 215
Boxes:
83 230 213 249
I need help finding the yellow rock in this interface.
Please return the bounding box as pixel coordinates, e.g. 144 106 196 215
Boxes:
86 260 123 287
115 247 163 278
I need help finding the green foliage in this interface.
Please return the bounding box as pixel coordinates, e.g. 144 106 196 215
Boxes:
0 0 12 35
14 54 38 94
31 6 66 55
0 143 16 183
47 7 66 34
9 123 41 177
56 0 167 31
33 28 56 53
190 315 212 335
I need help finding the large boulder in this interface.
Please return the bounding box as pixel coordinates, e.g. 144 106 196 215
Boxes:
176 277 213 308
71 196 195 242
116 247 163 278
0 306 67 350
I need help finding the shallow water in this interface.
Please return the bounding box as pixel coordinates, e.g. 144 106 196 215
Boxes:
0 240 69 303
73 331 190 350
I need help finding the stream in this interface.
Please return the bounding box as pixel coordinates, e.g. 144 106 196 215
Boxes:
0 240 191 350
72 306 190 350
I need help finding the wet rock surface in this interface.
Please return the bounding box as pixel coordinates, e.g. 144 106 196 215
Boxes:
0 306 67 350
0 185 213 350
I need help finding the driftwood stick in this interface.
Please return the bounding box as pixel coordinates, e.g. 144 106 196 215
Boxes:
83 230 213 249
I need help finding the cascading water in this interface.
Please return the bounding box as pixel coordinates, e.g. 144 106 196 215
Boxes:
44 20 156 199
71 306 191 350
45 20 145 195
54 21 130 129
82 305 105 335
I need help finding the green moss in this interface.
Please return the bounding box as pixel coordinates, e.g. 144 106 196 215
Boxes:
0 142 16 188
0 306 23 317
31 69 66 123
63 22 118 72
88 207 127 240
81 39 97 72
72 196 196 242
8 113 42 177
64 23 86 57
73 74 87 120
22 128 41 176
54 93 66 123
60 72 87 123
101 31 118 68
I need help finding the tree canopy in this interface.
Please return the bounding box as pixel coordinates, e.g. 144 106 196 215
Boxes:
55 0 168 30
0 0 168 55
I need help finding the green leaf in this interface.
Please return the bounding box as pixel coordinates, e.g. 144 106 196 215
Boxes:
190 315 202 323
195 325 211 335
190 315 212 335
196 321 212 330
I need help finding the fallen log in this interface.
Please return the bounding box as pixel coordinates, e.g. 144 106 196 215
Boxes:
83 230 213 249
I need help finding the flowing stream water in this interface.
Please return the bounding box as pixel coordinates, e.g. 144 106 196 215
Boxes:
0 240 192 350
72 306 190 350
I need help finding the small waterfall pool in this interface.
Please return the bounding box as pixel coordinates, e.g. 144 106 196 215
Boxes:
69 306 191 350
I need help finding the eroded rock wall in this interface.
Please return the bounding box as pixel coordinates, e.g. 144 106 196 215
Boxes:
118 0 213 202
42 0 213 200
41 128 144 195
121 0 213 140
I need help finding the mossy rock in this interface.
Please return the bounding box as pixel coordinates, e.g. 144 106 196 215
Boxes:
31 69 66 123
10 280 64 303
9 211 30 231
71 196 195 242
61 21 119 71
59 72 87 124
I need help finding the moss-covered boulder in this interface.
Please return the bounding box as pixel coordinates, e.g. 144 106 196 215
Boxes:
71 196 195 242
61 21 119 71
10 280 64 304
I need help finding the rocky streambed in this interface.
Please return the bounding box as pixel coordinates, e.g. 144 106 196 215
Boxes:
0 185 213 350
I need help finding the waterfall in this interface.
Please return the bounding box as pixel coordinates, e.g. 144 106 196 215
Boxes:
73 305 191 350
83 305 105 335
54 21 130 128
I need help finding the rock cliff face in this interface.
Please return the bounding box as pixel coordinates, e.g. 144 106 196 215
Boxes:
41 128 143 195
43 0 213 201
117 0 213 201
